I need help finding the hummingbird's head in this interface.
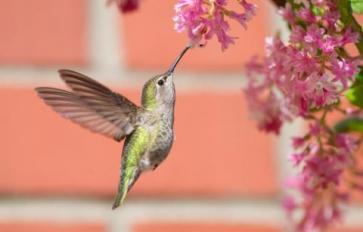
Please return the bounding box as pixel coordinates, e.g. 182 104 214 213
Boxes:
142 45 191 110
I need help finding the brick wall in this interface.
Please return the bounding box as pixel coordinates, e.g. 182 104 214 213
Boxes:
0 1 362 232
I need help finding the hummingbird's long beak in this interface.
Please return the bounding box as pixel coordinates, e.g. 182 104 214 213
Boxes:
166 45 192 75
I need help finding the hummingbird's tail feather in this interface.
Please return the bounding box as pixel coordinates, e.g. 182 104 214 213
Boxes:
112 167 141 210
112 191 127 210
112 173 129 210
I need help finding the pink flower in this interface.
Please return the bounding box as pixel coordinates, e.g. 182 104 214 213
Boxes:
173 0 207 45
289 26 305 44
304 25 324 44
303 73 339 108
285 175 305 190
292 136 306 149
243 54 293 134
206 12 235 50
108 0 139 13
289 152 306 167
319 35 339 53
296 8 315 23
244 83 285 134
285 123 357 231
340 28 360 45
230 0 256 29
244 0 360 128
282 196 297 216
173 0 256 50
331 58 360 88
289 50 317 74
279 3 295 24
335 134 358 154
244 1 362 231
312 0 326 6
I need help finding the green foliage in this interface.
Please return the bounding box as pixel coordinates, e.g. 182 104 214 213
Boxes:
350 0 363 14
346 85 363 108
352 67 363 85
335 117 363 133
346 68 363 108
356 67 363 81
338 0 363 55
312 5 325 16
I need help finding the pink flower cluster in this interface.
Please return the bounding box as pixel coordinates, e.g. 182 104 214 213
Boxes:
173 0 256 50
244 1 360 134
284 122 358 231
244 1 362 231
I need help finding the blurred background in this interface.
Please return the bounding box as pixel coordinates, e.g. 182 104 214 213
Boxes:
0 0 362 232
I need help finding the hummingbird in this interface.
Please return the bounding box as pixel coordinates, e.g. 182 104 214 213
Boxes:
35 45 191 209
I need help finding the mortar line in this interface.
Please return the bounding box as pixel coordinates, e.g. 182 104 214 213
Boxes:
0 199 282 224
88 0 124 76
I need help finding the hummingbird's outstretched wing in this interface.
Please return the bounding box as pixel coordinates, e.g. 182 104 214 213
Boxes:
35 69 140 141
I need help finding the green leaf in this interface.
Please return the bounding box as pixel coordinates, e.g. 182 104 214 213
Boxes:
346 67 363 108
338 0 363 56
351 66 363 87
356 66 363 81
339 0 353 24
334 117 363 133
346 84 363 108
312 5 325 16
351 0 363 14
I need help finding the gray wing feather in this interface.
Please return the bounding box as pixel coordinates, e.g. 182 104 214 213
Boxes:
35 70 140 141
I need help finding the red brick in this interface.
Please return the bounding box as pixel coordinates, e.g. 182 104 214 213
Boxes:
133 223 280 232
121 0 270 71
0 0 87 65
0 87 276 197
0 222 105 232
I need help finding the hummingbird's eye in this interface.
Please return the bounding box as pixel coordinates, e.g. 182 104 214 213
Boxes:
157 79 164 86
